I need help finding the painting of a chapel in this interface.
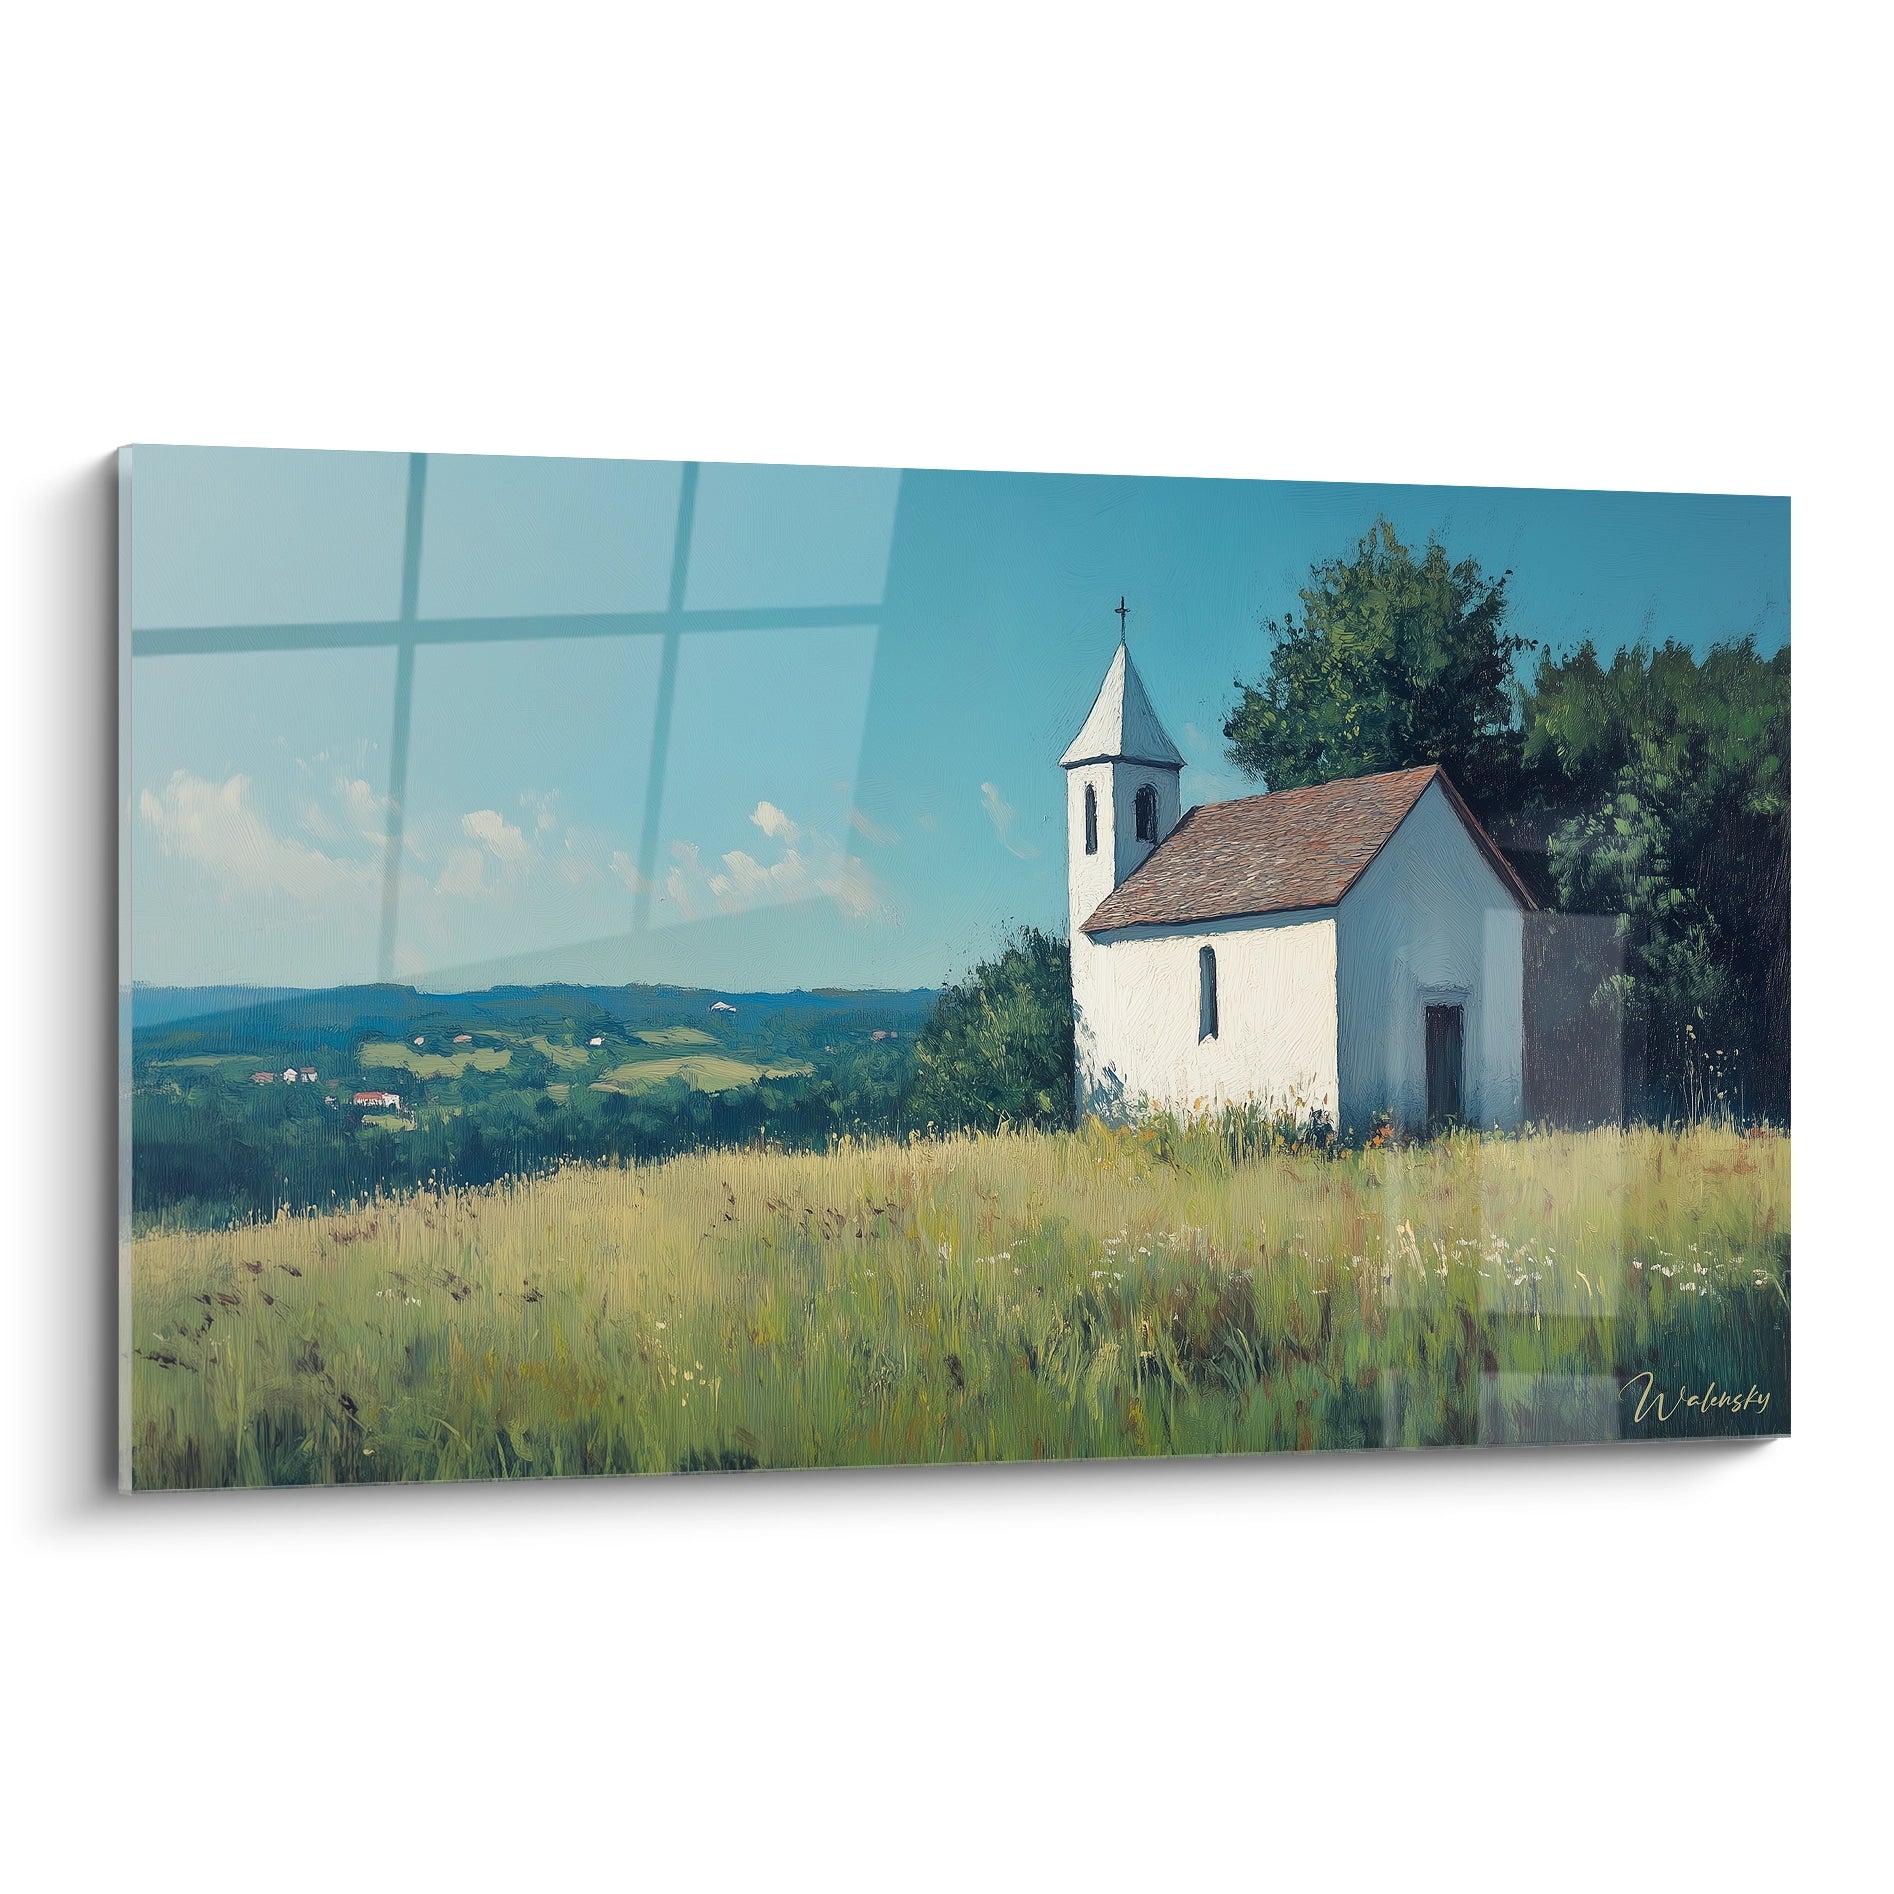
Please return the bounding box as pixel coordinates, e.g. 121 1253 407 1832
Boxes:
1062 639 1534 1134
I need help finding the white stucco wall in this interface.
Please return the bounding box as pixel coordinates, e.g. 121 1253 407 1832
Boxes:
1073 910 1339 1121
1335 779 1525 1134
1063 760 1181 942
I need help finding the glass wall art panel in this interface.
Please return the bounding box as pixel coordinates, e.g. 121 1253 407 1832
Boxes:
119 447 1790 1488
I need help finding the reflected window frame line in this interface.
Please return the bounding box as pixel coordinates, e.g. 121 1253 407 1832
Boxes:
127 454 899 985
631 460 699 933
129 599 883 659
375 452 429 978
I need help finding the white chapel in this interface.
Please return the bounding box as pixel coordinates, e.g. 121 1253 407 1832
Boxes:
1061 640 1532 1134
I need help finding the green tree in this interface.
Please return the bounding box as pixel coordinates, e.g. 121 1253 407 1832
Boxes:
1222 518 1531 820
907 928 1073 1133
1524 637 1789 1118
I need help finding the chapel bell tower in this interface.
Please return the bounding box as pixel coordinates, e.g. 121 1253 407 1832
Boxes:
1060 612 1184 939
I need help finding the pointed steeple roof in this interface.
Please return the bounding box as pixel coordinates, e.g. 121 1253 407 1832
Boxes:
1060 643 1185 770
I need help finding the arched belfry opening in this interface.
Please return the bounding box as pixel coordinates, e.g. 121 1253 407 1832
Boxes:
1135 782 1158 843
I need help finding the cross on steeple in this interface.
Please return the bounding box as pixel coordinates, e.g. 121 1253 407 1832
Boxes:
1114 595 1129 642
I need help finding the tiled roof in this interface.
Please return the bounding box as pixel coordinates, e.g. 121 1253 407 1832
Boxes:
1081 764 1533 933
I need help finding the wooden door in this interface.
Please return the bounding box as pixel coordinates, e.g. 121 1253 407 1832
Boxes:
1426 1004 1464 1127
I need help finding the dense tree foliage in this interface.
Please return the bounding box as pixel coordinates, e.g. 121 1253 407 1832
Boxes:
1222 519 1531 823
1524 637 1789 1119
1225 524 1790 1122
132 1067 904 1228
906 928 1074 1132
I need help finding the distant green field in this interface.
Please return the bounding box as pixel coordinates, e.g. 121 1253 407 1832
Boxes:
360 1041 513 1078
150 1053 259 1071
361 1112 411 1131
635 1026 718 1047
525 1035 594 1069
594 1054 780 1093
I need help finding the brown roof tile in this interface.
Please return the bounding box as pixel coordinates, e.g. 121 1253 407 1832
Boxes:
1081 764 1533 933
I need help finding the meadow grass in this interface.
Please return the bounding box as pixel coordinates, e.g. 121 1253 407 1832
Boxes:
128 1123 1789 1488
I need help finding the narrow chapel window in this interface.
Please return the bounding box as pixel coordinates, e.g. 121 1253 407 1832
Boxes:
1135 782 1158 842
1199 945 1219 1041
1084 783 1098 855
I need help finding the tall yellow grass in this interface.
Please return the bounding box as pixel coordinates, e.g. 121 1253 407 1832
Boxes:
129 1123 1789 1487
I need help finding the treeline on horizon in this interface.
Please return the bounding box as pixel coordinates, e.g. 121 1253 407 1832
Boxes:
132 1062 909 1231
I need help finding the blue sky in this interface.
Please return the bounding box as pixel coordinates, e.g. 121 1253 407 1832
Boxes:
127 447 1788 992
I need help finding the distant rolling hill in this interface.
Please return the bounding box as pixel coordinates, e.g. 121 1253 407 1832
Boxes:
132 981 941 1057
131 985 308 1030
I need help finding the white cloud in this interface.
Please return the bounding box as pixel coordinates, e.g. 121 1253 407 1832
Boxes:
716 839 891 919
662 803 893 924
980 781 1039 859
849 806 899 846
711 849 776 902
298 796 340 841
829 853 887 919
751 800 800 843
139 771 375 902
462 808 527 863
663 841 703 919
337 776 389 839
435 846 487 897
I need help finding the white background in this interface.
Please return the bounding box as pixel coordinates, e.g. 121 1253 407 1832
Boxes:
4 4 1887 1887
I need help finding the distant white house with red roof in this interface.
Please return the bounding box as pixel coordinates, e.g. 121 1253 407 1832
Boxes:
353 1090 403 1110
1062 643 1530 1134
